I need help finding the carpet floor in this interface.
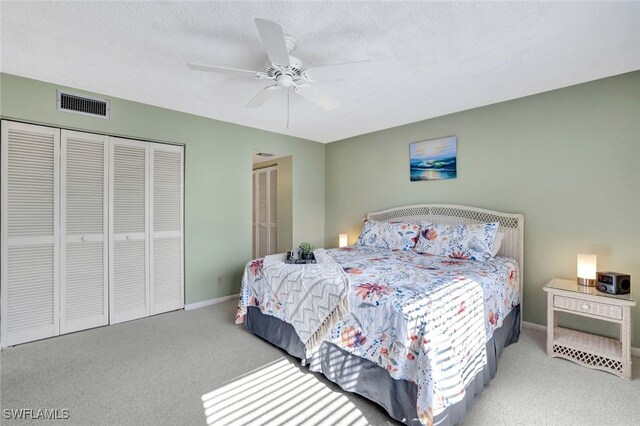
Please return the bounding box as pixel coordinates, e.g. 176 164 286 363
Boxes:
1 300 638 425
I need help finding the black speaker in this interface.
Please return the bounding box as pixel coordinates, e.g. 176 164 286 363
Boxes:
596 272 631 295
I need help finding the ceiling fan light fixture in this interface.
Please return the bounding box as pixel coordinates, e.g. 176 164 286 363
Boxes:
276 74 295 88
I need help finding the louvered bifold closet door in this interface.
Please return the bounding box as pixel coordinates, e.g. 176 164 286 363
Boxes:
109 138 149 324
1 121 60 347
254 166 277 258
60 130 108 333
257 169 269 258
150 143 184 315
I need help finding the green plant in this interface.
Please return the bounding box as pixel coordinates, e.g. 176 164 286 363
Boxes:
298 242 315 255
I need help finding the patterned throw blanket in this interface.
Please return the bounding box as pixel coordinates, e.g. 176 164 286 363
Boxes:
262 249 349 357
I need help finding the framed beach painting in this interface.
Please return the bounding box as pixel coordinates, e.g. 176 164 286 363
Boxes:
409 136 457 181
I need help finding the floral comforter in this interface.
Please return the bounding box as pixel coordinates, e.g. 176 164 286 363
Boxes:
236 246 520 425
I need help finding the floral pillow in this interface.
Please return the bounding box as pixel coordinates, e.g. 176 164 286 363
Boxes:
356 220 422 251
414 222 499 261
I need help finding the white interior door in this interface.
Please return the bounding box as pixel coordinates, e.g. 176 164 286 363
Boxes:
1 121 60 347
253 166 277 258
60 130 109 333
150 143 184 315
252 172 257 259
109 137 149 324
267 167 277 255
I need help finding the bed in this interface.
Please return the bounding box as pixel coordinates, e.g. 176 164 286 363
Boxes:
236 204 524 426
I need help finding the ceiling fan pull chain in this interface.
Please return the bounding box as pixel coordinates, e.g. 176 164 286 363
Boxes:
287 87 291 129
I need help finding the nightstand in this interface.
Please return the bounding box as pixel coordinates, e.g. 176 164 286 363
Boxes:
543 278 636 379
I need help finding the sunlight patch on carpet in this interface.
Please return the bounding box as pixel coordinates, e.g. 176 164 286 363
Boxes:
202 358 369 425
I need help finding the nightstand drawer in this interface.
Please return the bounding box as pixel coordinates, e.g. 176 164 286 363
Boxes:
553 295 622 320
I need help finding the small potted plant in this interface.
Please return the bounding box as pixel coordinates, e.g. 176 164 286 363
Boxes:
298 242 315 260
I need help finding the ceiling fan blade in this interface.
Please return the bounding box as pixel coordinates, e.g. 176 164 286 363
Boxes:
295 85 339 110
187 63 260 78
246 85 281 108
254 19 291 66
304 60 371 81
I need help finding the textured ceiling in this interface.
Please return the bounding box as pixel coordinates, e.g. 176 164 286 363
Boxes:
1 1 639 143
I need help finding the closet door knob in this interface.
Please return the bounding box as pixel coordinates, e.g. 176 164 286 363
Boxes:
126 235 132 240
81 235 88 242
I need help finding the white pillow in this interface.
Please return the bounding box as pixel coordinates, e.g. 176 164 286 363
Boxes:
491 231 504 257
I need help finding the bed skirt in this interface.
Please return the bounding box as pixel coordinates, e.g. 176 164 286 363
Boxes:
245 304 520 426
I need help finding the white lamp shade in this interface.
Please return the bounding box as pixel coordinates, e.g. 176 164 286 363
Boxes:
577 254 597 280
339 234 348 248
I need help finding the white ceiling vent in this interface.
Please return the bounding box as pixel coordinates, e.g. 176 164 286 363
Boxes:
57 90 110 119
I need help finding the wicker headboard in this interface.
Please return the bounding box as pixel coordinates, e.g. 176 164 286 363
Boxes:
366 204 524 324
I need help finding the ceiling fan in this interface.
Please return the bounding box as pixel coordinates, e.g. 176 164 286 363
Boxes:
187 19 369 114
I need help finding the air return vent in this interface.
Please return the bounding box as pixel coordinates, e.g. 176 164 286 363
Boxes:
57 90 110 119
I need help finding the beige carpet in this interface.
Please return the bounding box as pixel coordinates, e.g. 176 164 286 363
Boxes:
1 300 638 425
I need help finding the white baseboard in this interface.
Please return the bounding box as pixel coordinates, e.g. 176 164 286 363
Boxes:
185 293 239 311
522 320 640 357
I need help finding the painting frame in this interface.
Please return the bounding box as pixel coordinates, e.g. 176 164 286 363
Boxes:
409 136 457 182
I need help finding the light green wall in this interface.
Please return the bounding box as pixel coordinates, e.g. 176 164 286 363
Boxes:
325 71 640 347
0 73 325 304
253 156 293 253
2 72 638 346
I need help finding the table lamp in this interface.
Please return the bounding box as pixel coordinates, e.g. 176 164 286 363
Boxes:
577 254 597 287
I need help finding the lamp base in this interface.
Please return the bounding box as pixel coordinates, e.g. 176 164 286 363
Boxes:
577 277 596 287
